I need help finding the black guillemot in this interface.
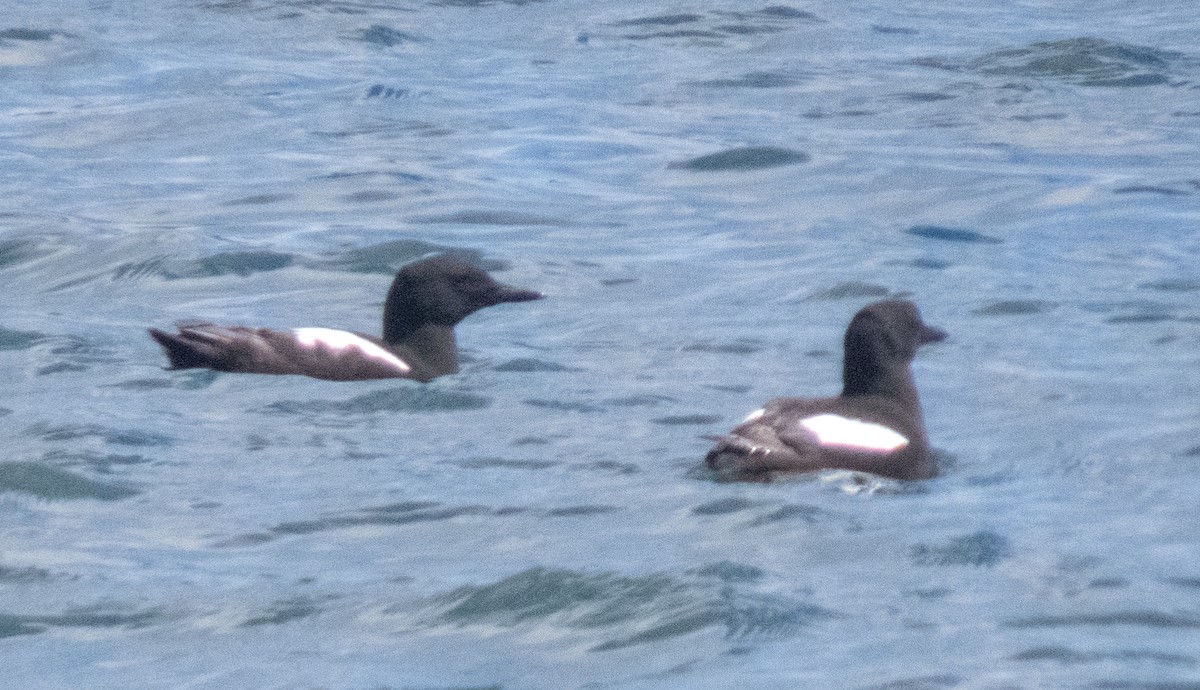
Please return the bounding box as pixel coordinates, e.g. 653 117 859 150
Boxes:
148 255 543 382
705 299 945 481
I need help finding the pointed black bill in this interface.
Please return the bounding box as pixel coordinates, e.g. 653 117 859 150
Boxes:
493 285 544 304
919 324 948 344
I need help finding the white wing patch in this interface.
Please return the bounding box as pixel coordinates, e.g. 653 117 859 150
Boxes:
799 414 908 452
742 408 766 424
292 328 411 373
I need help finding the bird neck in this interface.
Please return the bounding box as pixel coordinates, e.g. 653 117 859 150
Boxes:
842 359 919 403
390 323 458 378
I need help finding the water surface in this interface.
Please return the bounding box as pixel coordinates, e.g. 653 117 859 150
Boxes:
2 0 1200 687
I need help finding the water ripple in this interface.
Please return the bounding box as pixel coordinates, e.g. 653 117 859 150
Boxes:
216 500 623 546
0 462 141 501
240 596 326 627
27 423 173 448
359 24 421 47
0 606 162 639
611 6 822 42
919 37 1184 88
670 146 810 172
0 326 47 351
905 225 1003 245
262 387 492 416
911 530 1012 567
1011 645 1195 665
429 566 835 652
1006 611 1200 629
973 299 1056 316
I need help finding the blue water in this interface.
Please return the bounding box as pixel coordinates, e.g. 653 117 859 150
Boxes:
3 1 1200 687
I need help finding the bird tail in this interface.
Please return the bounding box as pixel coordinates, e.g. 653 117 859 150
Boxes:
147 325 229 369
702 434 759 471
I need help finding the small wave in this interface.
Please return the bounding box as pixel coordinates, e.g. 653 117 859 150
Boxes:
41 450 152 474
1105 312 1175 324
0 235 66 271
692 71 801 89
309 238 461 274
0 614 43 639
670 146 809 172
429 566 835 652
223 193 294 205
198 0 416 16
575 460 640 475
0 326 47 351
973 300 1056 316
0 28 65 42
682 339 763 354
1139 279 1200 293
449 457 561 470
905 225 1002 244
263 387 492 416
806 282 894 301
0 564 53 583
33 335 121 376
652 414 722 426
364 83 407 99
341 189 400 203
412 210 569 227
603 394 676 407
493 358 574 373
891 91 957 103
30 607 162 629
859 674 962 689
691 497 758 516
0 462 141 501
612 7 821 42
523 398 605 414
52 250 297 286
911 530 1013 567
1085 299 1177 325
1011 645 1195 665
240 596 325 627
274 504 492 536
753 6 821 20
360 25 421 47
744 503 822 527
430 0 547 6
924 37 1182 88
0 606 162 639
162 251 296 280
545 504 618 517
622 29 723 41
909 257 953 270
691 561 765 583
218 501 492 545
612 14 703 28
27 422 172 448
1006 610 1200 629
1113 183 1192 196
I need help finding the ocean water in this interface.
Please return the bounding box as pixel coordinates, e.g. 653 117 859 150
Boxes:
2 0 1200 688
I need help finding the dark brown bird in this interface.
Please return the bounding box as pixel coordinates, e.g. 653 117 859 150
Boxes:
705 299 945 481
148 255 542 382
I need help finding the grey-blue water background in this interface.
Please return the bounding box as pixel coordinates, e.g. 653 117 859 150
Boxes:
2 1 1199 688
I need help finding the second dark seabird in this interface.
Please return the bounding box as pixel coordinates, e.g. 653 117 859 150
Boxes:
148 255 543 382
705 299 945 481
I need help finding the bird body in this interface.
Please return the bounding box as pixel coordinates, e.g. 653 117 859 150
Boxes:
705 300 944 481
148 256 542 382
